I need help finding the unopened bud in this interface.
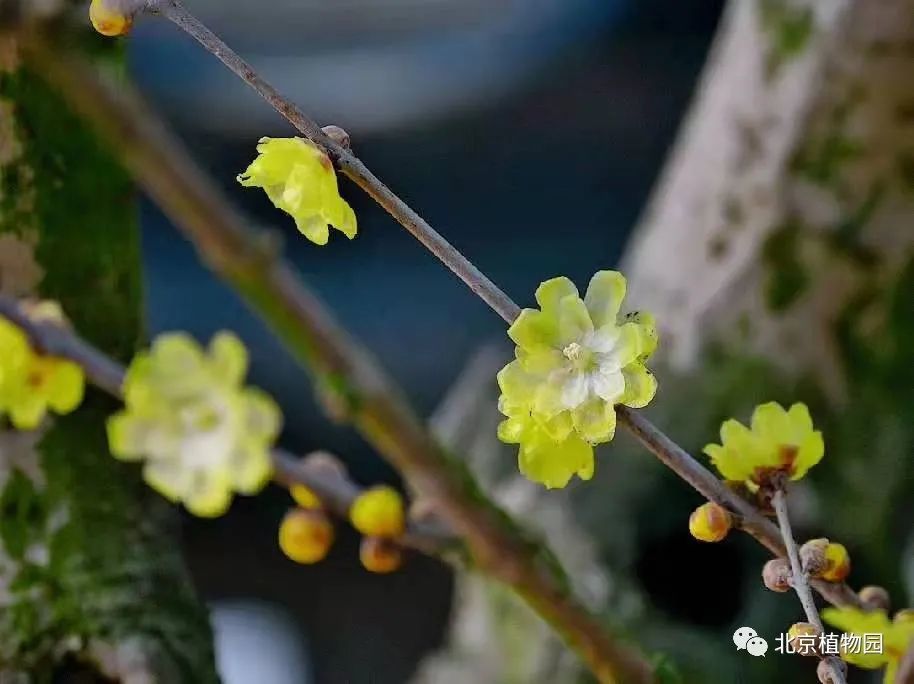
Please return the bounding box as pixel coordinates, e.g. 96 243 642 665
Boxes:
821 542 851 582
762 558 792 592
858 586 890 612
301 450 348 479
350 486 405 538
688 502 732 542
788 622 820 657
359 536 403 574
895 609 914 625
89 0 134 37
800 538 829 575
321 125 351 150
279 508 334 564
817 658 847 684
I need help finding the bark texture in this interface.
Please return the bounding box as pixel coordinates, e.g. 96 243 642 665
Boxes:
0 29 218 683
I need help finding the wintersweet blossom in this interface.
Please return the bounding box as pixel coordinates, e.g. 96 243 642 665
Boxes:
823 607 914 683
703 401 824 488
237 137 357 245
497 271 658 488
107 332 281 517
0 313 85 430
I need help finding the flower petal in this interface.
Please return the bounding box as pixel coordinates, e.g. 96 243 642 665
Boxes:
209 331 249 386
620 362 657 408
535 277 579 316
584 270 627 328
571 398 617 443
557 295 593 346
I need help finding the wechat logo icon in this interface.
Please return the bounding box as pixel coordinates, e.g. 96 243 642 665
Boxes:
733 627 768 657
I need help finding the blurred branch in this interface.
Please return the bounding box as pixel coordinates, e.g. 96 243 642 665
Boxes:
772 489 847 684
0 295 455 556
898 643 914 684
24 37 653 684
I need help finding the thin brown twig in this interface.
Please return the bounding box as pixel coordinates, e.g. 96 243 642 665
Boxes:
0 295 455 555
897 643 914 684
25 36 652 684
772 489 847 684
138 0 865 614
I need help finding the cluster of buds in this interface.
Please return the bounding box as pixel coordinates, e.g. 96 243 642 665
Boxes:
349 486 406 574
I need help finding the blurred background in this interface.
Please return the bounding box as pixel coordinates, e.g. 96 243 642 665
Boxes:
120 0 913 682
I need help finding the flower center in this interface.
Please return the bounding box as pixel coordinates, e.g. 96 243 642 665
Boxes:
562 342 597 373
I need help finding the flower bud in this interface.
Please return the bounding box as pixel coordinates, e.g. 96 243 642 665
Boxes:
688 502 732 542
858 585 890 612
89 0 133 37
762 558 792 592
799 538 829 575
788 622 820 657
321 125 351 150
279 509 334 564
359 536 403 574
817 658 847 684
895 609 914 625
290 484 322 510
821 542 851 582
350 486 405 538
301 451 348 479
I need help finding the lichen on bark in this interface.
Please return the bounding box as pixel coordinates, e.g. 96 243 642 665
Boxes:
0 32 218 682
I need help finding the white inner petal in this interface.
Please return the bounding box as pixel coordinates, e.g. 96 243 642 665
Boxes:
560 372 590 409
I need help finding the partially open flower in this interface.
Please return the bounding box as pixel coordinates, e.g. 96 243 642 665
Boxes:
688 502 732 542
107 332 281 517
349 486 405 538
823 606 914 679
821 542 851 582
800 538 830 576
238 137 356 245
89 0 134 37
279 508 334 564
703 402 824 489
0 314 85 430
497 271 658 488
359 536 403 574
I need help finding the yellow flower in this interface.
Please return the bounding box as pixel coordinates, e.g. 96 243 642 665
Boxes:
823 607 914 682
107 332 281 517
703 401 824 488
349 486 405 538
496 271 657 488
238 137 357 245
89 0 133 37
688 502 732 542
0 316 85 430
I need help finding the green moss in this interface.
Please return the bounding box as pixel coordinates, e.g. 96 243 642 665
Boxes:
759 0 814 79
761 222 809 311
0 38 216 681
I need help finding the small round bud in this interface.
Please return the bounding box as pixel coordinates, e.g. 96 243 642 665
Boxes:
858 585 890 612
788 622 821 657
301 451 348 479
350 486 405 538
321 125 351 150
359 536 403 574
688 502 732 542
817 658 847 684
894 609 914 625
279 508 334 564
821 542 851 582
800 538 830 575
762 558 792 592
89 0 133 37
290 484 322 510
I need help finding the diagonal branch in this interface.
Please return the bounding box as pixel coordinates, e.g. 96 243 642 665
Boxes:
772 489 847 684
23 35 652 684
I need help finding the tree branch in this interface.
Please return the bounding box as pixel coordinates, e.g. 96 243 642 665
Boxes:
772 489 847 684
24 36 652 684
0 295 456 556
